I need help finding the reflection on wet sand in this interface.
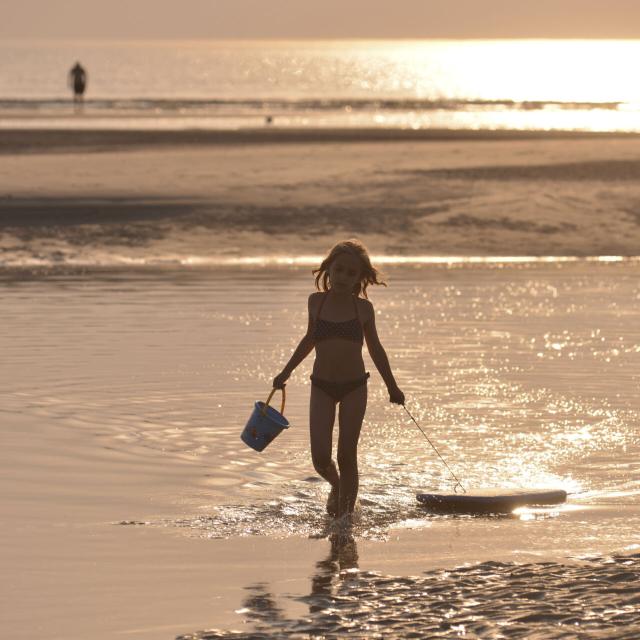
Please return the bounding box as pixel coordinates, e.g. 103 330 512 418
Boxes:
177 528 360 639
305 530 360 616
178 534 640 639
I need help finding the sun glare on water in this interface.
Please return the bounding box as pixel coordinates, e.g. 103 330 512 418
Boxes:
354 39 637 101
329 39 640 132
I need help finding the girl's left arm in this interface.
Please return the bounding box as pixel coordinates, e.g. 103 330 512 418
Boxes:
362 300 405 405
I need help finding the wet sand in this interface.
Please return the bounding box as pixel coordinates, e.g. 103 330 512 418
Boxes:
2 127 636 154
2 129 640 261
183 551 640 639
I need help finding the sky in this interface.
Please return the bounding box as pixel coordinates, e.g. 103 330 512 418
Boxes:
3 0 640 40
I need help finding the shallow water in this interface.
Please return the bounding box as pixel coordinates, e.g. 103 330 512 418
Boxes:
3 260 640 638
3 261 639 548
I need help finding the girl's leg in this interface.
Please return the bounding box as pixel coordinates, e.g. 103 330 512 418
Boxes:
310 385 340 511
336 384 367 516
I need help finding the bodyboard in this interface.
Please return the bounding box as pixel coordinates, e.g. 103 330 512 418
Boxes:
416 488 567 514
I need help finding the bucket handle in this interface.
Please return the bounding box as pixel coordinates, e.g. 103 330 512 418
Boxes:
261 387 286 416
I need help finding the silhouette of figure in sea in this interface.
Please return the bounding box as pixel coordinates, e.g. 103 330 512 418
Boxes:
68 62 87 108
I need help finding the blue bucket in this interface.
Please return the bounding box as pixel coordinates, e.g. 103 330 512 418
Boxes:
241 387 290 452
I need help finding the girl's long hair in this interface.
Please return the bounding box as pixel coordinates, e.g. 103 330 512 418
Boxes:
313 239 386 299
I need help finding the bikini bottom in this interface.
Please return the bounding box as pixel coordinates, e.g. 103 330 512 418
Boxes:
310 372 370 403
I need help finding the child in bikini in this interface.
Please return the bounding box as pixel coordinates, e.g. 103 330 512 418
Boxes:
273 239 405 519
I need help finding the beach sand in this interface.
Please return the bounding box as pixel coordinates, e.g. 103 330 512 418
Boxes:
2 129 640 264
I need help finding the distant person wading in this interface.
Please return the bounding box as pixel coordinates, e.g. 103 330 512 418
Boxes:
69 62 87 106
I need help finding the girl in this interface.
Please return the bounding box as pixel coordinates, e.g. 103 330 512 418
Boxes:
273 239 405 519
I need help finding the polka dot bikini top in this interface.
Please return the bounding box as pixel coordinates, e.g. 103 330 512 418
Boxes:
313 293 363 345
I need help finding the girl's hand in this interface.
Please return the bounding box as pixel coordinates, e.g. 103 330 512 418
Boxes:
272 371 290 389
389 385 405 405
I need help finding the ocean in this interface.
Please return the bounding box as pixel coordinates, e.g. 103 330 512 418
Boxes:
2 38 640 131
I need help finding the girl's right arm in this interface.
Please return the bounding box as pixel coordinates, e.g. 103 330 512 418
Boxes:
272 294 317 388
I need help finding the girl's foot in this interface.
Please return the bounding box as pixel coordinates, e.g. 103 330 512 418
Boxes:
326 485 339 517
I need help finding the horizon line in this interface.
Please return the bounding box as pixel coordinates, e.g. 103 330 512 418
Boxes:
4 36 640 44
